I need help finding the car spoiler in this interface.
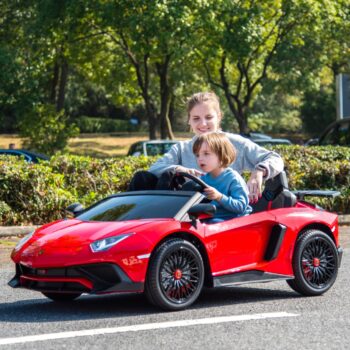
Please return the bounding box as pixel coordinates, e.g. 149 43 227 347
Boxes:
292 190 341 201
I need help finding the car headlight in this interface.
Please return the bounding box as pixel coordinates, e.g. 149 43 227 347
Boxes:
15 231 35 251
90 233 134 253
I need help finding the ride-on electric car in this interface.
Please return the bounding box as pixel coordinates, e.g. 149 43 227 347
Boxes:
9 172 343 310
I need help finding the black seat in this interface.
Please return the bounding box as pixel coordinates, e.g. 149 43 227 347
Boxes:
251 171 297 213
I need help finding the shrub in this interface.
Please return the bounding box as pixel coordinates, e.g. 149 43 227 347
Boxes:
0 154 154 225
0 145 349 225
19 104 79 155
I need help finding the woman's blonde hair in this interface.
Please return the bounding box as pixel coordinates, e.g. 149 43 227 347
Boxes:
186 92 223 120
193 132 236 168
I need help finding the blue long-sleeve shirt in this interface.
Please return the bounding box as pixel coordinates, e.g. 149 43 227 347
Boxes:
201 168 252 220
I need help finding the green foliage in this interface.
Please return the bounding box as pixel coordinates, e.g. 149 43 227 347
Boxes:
1 0 350 137
300 89 336 136
0 146 349 226
271 145 350 213
19 104 79 155
0 154 154 225
75 116 139 133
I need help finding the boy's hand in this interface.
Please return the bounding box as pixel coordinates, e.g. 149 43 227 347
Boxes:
204 186 223 201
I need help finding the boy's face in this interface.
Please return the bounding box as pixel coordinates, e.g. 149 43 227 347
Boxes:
195 142 221 174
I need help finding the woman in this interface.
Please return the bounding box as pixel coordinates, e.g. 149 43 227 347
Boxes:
129 92 284 203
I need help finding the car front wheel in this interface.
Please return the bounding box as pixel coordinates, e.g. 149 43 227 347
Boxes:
287 230 339 296
145 238 204 311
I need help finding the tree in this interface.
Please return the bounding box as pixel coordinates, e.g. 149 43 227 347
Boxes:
197 0 347 133
19 104 78 155
92 0 203 139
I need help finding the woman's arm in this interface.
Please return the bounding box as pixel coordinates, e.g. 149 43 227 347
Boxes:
226 134 284 203
149 140 203 177
149 143 181 177
228 134 284 179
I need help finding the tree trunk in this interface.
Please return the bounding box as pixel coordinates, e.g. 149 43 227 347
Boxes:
50 61 59 104
157 57 174 140
169 94 175 126
144 99 157 139
56 59 68 112
225 94 249 134
219 58 249 134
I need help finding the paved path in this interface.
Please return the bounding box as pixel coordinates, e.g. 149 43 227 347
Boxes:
0 245 349 349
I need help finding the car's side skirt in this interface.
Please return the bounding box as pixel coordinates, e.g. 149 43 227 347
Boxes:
213 270 293 288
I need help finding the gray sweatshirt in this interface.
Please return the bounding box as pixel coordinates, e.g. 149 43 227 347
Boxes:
149 133 284 180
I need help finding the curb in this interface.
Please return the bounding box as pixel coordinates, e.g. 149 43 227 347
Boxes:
1 215 350 238
0 226 38 237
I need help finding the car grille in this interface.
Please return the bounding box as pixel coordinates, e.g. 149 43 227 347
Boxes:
17 263 125 293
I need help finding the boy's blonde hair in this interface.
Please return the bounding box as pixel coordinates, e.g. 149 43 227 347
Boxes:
193 132 236 168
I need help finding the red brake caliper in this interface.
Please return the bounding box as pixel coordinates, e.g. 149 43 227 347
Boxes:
313 257 320 267
174 269 182 280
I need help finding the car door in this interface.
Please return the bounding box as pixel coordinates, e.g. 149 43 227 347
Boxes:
204 211 277 275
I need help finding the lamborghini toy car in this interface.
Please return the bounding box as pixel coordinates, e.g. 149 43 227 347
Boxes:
9 172 343 310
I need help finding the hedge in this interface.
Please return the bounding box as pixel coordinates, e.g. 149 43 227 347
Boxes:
0 155 153 225
0 145 349 225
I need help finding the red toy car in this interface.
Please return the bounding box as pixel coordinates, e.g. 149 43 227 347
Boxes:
9 172 343 310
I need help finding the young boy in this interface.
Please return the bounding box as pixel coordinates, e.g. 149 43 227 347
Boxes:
193 132 252 222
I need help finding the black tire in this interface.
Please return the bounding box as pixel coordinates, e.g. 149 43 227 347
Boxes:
287 230 338 296
145 238 204 311
42 292 81 302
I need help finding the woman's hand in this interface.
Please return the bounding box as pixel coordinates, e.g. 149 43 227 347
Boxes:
203 186 223 201
175 166 204 177
247 170 264 203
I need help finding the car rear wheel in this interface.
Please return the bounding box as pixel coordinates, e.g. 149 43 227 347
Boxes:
145 238 204 311
287 230 338 296
42 292 81 302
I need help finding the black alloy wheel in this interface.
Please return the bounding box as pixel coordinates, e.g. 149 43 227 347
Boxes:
42 292 82 302
145 238 204 311
287 230 338 296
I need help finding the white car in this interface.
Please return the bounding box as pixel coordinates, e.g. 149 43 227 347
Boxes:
127 140 179 156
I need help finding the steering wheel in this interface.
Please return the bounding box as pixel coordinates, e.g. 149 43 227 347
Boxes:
176 171 208 192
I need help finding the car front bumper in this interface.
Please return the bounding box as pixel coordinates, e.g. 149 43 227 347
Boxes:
8 262 144 295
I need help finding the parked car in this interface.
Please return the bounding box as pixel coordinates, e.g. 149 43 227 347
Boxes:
127 140 179 156
241 133 292 146
305 117 350 146
0 149 49 163
9 171 342 311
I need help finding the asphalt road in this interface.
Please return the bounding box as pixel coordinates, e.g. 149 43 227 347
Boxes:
0 231 349 350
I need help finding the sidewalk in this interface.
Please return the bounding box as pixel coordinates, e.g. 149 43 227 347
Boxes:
1 215 350 238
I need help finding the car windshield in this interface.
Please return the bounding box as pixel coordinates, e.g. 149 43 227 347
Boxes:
76 193 191 221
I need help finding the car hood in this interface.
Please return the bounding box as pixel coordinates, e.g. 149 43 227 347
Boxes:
34 219 150 241
14 219 168 266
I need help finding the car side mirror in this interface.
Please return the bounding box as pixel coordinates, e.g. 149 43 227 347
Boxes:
188 204 216 228
188 204 216 219
66 203 84 217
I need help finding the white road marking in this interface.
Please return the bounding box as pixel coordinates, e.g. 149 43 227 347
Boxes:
0 312 298 345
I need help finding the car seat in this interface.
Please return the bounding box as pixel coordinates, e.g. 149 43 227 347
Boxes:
251 171 297 213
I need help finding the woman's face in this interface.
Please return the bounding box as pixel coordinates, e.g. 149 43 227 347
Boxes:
188 102 221 135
